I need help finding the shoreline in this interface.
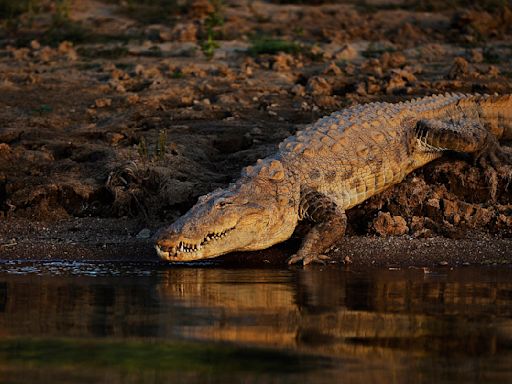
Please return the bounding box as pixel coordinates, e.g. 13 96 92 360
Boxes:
1 218 510 268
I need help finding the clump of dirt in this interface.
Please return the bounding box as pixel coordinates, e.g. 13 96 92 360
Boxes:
373 212 408 236
0 0 511 262
351 158 512 239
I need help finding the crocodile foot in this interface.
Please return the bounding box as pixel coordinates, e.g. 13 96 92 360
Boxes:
287 251 331 266
475 138 512 199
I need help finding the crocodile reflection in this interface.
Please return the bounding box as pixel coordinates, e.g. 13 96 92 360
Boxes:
155 268 512 357
0 268 512 360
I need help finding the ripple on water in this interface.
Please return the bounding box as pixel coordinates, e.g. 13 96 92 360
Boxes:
0 260 164 277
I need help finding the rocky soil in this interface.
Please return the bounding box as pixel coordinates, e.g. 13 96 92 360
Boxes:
0 0 511 266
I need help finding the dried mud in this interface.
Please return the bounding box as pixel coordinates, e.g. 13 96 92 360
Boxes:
1 0 511 266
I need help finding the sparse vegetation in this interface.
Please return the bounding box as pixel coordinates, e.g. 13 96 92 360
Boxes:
137 137 149 161
137 130 168 163
156 129 167 161
201 0 225 59
31 104 53 115
362 43 396 58
170 69 183 79
249 38 301 55
52 0 70 25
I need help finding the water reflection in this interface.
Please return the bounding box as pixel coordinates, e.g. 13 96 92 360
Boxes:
0 264 511 383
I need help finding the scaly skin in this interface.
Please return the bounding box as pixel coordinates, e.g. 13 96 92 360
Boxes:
155 93 512 265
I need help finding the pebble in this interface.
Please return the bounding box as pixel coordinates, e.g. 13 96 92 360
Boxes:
136 228 152 239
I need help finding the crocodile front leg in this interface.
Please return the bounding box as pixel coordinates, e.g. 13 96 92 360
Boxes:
288 188 347 266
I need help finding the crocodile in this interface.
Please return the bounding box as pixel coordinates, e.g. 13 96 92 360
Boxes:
155 93 512 265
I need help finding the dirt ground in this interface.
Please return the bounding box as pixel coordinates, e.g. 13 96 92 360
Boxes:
0 0 511 266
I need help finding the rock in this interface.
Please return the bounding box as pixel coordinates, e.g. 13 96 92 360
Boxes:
469 48 484 63
323 61 342 76
136 228 151 239
419 44 446 62
451 9 510 38
497 214 512 230
94 98 112 108
379 51 407 69
314 95 339 108
467 206 493 228
181 64 207 78
0 143 12 158
443 199 458 220
334 44 358 61
410 216 433 238
170 22 198 42
373 212 408 236
410 216 425 232
487 65 500 77
126 94 140 104
426 198 442 221
37 46 54 63
272 53 294 72
385 68 416 94
187 0 214 19
306 76 332 96
107 133 125 146
30 40 41 50
396 22 425 46
58 41 78 61
446 57 474 80
11 47 30 61
291 84 306 97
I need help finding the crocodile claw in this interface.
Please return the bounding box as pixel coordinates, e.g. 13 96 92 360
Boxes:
476 138 512 200
287 252 331 266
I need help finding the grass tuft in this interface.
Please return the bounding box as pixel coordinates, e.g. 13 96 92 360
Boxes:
249 38 301 55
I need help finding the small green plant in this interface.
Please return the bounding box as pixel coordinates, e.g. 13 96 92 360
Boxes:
201 33 220 59
53 0 70 25
138 130 168 162
249 38 301 55
156 129 167 161
32 104 53 115
362 42 396 59
137 137 149 162
171 70 183 79
292 26 304 37
201 0 224 59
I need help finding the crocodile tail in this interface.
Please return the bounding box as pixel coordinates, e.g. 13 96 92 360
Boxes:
478 94 512 140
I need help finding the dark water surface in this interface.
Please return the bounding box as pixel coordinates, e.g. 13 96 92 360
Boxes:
0 262 511 383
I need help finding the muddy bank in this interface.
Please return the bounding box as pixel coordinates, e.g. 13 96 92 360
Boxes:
0 0 511 265
1 217 511 268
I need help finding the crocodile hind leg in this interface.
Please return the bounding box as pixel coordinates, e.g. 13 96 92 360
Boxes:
288 188 347 266
416 118 512 198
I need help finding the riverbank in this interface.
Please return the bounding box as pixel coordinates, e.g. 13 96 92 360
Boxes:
1 1 511 268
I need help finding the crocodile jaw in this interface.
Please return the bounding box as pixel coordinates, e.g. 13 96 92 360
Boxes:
155 224 241 261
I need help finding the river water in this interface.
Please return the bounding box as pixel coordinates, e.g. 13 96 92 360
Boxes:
0 261 511 383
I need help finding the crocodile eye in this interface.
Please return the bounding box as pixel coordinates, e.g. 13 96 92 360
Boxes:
218 200 230 208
